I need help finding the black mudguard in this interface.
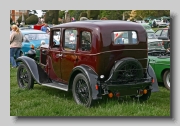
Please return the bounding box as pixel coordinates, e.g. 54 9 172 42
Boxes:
70 65 101 100
147 64 159 92
16 56 51 84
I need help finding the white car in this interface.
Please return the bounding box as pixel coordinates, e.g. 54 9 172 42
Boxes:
155 20 168 27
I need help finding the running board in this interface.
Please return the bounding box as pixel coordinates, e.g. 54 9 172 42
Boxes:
41 82 68 91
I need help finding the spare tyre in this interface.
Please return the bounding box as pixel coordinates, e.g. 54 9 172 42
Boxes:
109 58 144 84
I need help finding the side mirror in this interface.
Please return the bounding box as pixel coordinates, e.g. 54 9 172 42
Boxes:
158 36 168 40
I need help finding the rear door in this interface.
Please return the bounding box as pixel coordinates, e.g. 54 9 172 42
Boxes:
60 28 78 83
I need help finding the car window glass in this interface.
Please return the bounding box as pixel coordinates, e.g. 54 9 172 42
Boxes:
155 30 162 36
112 31 138 45
161 30 168 37
147 32 157 39
52 30 61 48
148 41 165 50
25 33 49 41
64 29 77 50
80 31 91 51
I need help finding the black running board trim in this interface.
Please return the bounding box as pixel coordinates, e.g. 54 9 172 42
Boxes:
41 82 68 91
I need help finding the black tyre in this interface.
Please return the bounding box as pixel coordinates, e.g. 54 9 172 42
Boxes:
20 51 24 56
131 89 151 102
17 63 34 89
72 73 93 107
110 58 143 84
163 70 170 90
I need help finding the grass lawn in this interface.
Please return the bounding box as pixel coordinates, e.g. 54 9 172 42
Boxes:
10 67 170 116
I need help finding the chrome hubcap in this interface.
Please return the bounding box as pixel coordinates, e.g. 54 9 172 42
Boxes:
166 72 170 88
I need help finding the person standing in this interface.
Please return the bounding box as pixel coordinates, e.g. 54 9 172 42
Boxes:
168 23 170 40
41 23 48 32
10 25 23 68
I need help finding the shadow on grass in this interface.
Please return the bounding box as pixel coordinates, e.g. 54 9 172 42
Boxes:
32 84 73 101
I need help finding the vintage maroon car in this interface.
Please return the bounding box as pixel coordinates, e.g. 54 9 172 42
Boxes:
16 20 159 107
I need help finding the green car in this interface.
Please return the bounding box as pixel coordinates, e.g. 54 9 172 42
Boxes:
148 41 170 90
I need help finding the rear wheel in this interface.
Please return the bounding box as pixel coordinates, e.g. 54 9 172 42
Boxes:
163 70 170 90
17 63 34 89
72 73 93 107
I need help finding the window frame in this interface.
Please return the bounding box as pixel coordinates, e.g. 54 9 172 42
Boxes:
112 30 139 45
79 30 92 52
62 28 78 51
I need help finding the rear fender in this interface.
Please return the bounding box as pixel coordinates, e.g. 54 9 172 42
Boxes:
16 56 51 84
70 65 101 100
147 64 159 92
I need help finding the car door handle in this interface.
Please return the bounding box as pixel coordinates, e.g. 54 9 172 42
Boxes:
56 54 62 58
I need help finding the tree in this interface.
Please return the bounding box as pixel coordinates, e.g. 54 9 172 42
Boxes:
79 12 88 20
68 10 87 20
130 10 170 20
52 10 59 24
10 17 12 24
44 11 52 24
87 10 100 19
26 15 38 24
59 10 65 18
17 14 28 24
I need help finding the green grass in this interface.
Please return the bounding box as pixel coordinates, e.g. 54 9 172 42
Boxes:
10 67 170 116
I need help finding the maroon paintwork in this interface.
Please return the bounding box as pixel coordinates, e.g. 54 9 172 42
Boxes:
40 20 148 84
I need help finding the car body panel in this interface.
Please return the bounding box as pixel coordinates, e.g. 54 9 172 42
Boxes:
148 56 170 82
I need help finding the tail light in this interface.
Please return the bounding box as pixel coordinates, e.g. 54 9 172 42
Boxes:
108 92 113 98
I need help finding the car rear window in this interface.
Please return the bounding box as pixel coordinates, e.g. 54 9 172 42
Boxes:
112 31 138 45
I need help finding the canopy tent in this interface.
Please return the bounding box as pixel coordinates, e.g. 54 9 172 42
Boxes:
144 16 157 20
144 16 170 21
161 16 170 20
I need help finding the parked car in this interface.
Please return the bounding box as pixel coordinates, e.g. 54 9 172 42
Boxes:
148 41 170 90
140 23 160 43
19 26 33 30
155 20 168 28
155 27 170 40
20 29 49 60
16 20 159 107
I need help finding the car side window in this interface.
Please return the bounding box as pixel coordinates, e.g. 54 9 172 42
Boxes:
64 29 77 50
155 30 162 36
161 30 168 37
51 30 61 48
80 31 92 51
112 31 138 45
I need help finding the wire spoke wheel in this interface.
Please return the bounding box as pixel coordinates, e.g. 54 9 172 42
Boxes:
17 63 34 89
76 79 89 104
72 73 93 107
112 59 143 83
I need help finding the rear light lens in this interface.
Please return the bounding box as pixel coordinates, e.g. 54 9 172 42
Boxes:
108 92 113 98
